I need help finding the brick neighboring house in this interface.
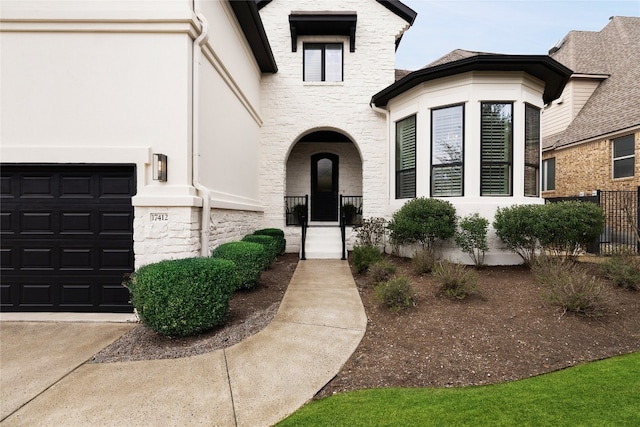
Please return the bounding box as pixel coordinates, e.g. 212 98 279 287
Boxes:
541 16 640 198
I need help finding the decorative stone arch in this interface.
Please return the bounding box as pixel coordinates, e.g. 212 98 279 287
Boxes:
285 127 363 224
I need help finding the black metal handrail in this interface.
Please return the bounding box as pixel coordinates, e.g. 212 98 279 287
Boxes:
340 209 347 260
301 213 308 260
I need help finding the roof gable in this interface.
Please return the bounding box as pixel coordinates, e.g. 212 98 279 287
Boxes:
256 0 416 24
544 16 640 149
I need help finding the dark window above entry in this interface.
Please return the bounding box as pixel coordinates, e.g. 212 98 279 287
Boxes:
289 12 357 52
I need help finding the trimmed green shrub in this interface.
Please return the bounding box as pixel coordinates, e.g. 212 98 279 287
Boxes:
242 234 279 265
601 253 640 291
432 260 480 300
532 256 607 317
387 197 456 252
254 228 286 255
537 201 605 261
412 249 436 275
493 204 543 267
352 245 383 273
374 275 414 311
455 213 489 268
212 241 267 290
368 260 396 283
128 257 237 336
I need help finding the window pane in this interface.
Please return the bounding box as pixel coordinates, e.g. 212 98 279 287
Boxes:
524 165 539 197
397 169 416 199
396 115 416 199
304 47 322 81
317 158 333 192
613 135 635 158
481 103 512 196
324 44 342 82
432 105 463 196
524 105 540 197
481 164 511 195
432 166 462 196
614 157 635 179
543 158 556 191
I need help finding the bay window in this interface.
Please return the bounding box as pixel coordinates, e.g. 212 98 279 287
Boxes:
481 102 513 196
396 115 416 199
431 105 464 196
524 104 541 197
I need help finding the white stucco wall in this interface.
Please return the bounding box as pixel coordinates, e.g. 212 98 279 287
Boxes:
258 0 411 232
197 0 264 210
0 0 268 266
386 71 547 265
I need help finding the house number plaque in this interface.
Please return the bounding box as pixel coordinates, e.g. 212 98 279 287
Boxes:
150 213 169 222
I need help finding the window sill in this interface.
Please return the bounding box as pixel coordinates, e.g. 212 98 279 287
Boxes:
303 81 344 87
612 175 636 181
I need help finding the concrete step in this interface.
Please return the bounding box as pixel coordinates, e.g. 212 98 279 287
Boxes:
302 227 343 259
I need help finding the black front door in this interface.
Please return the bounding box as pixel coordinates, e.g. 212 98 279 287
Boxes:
311 153 338 221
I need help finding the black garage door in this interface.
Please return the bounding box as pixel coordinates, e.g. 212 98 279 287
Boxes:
1 165 135 312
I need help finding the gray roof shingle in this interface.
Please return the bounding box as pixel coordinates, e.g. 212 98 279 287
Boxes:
543 16 640 150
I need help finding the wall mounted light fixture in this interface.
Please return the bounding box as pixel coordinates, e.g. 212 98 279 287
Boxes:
153 153 168 181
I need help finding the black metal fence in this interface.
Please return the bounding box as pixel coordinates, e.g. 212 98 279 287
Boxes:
340 195 363 226
285 195 307 226
546 187 639 255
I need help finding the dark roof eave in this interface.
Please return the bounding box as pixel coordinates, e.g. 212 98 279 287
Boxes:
230 0 278 73
375 0 417 25
371 55 572 107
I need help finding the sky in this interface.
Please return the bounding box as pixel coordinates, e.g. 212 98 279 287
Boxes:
395 0 640 70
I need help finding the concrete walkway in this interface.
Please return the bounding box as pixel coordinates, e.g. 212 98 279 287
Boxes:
0 260 367 427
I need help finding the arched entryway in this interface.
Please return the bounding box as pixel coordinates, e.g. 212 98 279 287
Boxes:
285 129 362 226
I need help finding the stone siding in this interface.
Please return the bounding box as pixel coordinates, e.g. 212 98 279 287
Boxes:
258 0 409 226
208 209 264 252
134 207 201 268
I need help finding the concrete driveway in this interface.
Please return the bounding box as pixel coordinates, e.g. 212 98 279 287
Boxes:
0 322 135 421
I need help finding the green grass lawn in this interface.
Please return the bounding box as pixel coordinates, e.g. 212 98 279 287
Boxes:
277 352 640 427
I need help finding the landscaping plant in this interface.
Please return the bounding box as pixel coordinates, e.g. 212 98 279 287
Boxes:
354 217 387 248
242 234 280 266
127 257 238 336
387 197 457 254
253 228 286 255
351 245 383 273
536 201 605 261
412 248 436 274
493 204 542 267
600 251 640 290
532 256 607 317
367 260 397 283
212 241 268 290
454 213 489 267
373 275 414 311
432 260 480 300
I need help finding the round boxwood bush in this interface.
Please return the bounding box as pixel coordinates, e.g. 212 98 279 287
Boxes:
536 201 605 261
128 257 237 336
387 197 457 252
254 228 286 255
242 234 279 265
493 204 543 267
212 241 267 290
